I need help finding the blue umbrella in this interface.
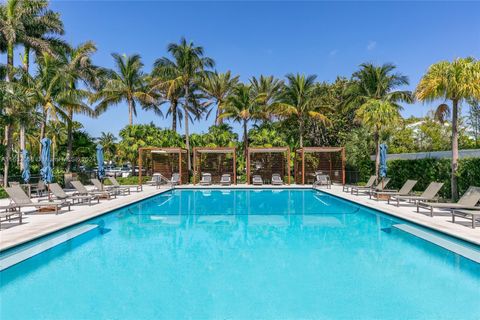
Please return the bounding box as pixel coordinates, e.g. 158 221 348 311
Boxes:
379 143 388 178
40 138 53 184
21 149 30 183
96 144 105 180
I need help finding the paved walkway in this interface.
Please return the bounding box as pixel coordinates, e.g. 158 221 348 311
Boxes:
1 184 479 252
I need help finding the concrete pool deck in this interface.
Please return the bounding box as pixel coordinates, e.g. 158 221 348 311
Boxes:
0 184 479 252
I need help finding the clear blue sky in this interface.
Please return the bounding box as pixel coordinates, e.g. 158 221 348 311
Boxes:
41 1 480 137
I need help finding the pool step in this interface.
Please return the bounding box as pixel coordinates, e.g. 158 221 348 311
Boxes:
392 224 480 263
0 224 98 271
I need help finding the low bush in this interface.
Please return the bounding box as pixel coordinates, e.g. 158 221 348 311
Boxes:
386 157 480 199
0 187 7 199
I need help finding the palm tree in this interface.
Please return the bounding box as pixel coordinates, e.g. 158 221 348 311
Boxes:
0 77 34 185
0 0 63 80
153 38 215 170
355 99 401 178
58 41 99 171
97 132 117 162
93 53 156 126
250 75 283 120
200 71 239 125
45 120 67 166
416 57 480 200
220 84 264 157
345 63 413 110
275 73 331 147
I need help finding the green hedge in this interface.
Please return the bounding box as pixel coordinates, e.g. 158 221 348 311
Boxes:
103 176 150 185
387 158 480 199
0 188 7 199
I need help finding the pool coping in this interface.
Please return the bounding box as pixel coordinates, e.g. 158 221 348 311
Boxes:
0 187 172 253
317 186 480 247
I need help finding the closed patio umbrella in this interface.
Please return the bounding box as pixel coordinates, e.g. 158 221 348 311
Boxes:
40 138 53 184
21 149 30 183
96 144 105 180
379 143 388 187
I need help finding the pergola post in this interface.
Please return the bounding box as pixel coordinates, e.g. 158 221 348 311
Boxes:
246 150 251 185
287 149 291 184
179 151 182 184
341 147 346 185
301 148 305 185
233 151 237 184
138 148 143 189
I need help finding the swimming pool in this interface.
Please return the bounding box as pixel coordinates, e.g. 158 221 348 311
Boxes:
1 189 479 319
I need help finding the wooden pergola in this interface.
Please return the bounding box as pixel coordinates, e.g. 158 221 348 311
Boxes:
246 147 291 184
295 147 346 185
193 147 237 184
138 147 188 186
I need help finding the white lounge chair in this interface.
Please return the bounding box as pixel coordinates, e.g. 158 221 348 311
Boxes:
452 209 480 229
91 178 128 196
418 186 480 217
199 173 212 186
171 173 180 185
220 174 231 186
5 185 70 215
49 183 99 206
371 179 418 201
252 175 263 185
391 182 444 207
71 180 116 200
108 176 142 192
343 176 376 192
271 174 283 185
313 174 331 188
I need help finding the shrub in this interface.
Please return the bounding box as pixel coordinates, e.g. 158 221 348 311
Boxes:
0 188 7 199
387 157 480 199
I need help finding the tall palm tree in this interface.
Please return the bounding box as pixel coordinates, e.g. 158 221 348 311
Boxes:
0 0 63 80
345 63 413 110
250 75 283 120
58 41 99 171
0 77 34 186
355 99 401 178
275 73 331 147
416 57 480 200
153 38 215 170
220 84 264 157
45 119 67 166
200 71 239 125
93 53 156 126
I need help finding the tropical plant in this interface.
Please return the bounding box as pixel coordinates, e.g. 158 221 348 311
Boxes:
200 71 239 125
355 99 402 177
220 84 264 157
58 41 99 171
0 0 64 80
345 63 413 111
274 73 331 147
415 57 480 200
250 75 283 120
97 132 117 162
153 38 214 170
93 53 156 126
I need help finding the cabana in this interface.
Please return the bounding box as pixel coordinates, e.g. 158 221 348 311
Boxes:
295 147 345 185
246 147 291 185
193 147 237 185
138 147 188 186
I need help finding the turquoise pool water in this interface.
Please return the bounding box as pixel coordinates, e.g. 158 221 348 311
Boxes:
1 189 479 319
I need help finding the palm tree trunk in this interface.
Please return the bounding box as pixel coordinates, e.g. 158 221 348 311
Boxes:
23 47 30 72
215 101 223 126
299 119 304 148
451 99 459 201
66 109 74 172
243 119 248 159
19 123 26 171
184 86 191 172
39 108 47 154
374 131 380 178
6 42 13 82
128 99 133 126
172 100 177 132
